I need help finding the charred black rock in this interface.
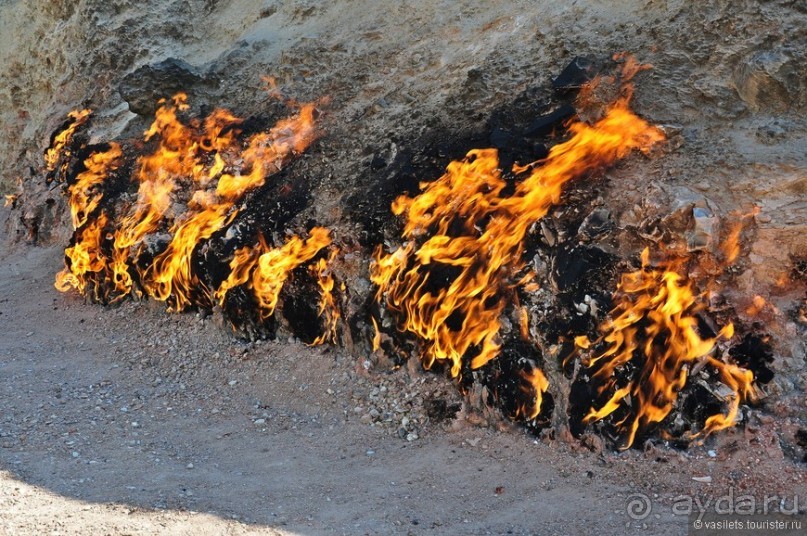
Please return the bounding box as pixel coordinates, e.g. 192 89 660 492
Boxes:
552 56 600 93
729 332 775 384
523 103 576 138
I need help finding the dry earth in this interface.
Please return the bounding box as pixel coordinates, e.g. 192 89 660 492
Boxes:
0 0 806 534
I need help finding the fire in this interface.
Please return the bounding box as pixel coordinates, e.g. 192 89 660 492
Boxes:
251 228 332 319
370 316 382 352
580 248 755 448
514 367 550 421
53 89 337 341
55 213 111 301
68 144 122 229
371 58 665 380
721 206 760 265
45 109 91 174
310 248 341 346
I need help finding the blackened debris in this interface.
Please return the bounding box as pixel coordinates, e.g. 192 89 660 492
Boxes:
729 332 775 384
552 56 600 93
577 207 613 241
424 398 461 423
523 103 576 138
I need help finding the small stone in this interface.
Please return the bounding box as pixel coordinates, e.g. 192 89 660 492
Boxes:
708 450 717 458
692 476 712 483
228 380 238 386
131 421 139 428
72 451 79 458
406 432 418 441
186 463 194 469
365 449 375 457
254 418 266 425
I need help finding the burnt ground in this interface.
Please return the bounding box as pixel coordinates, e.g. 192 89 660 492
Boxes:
1 0 806 534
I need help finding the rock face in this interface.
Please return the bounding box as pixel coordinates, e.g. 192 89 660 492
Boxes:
733 49 805 112
119 58 219 117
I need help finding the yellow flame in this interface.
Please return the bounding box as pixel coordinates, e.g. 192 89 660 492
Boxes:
68 144 122 229
370 316 382 352
45 109 91 173
371 60 665 379
582 248 754 448
55 91 324 317
252 227 332 319
310 248 341 346
514 367 550 421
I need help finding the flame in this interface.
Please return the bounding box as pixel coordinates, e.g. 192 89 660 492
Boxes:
54 90 321 307
514 367 550 421
45 109 91 173
745 295 767 316
310 248 341 346
721 206 760 265
370 316 382 352
518 306 530 341
55 90 337 341
581 248 755 448
68 144 122 228
252 227 332 318
55 212 111 300
371 59 665 378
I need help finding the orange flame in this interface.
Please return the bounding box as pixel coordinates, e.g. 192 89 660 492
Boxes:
518 306 530 341
370 316 382 352
721 206 760 265
581 248 754 448
252 227 332 319
514 367 550 421
310 248 341 346
68 144 122 229
55 212 111 300
371 60 665 378
54 91 337 342
45 109 91 174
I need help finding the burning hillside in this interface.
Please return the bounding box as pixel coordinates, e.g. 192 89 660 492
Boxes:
40 54 784 451
51 90 339 344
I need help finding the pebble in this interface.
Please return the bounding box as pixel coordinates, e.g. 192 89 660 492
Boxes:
707 450 716 458
692 476 712 483
254 418 266 425
186 463 194 469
